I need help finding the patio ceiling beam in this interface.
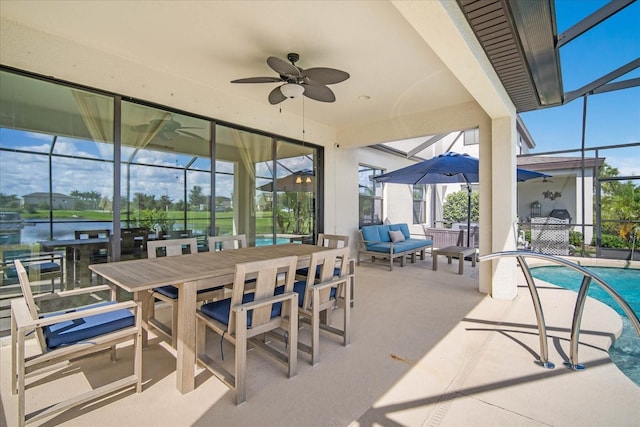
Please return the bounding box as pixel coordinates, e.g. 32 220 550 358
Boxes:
564 58 640 103
557 0 636 48
406 134 448 158
591 77 640 95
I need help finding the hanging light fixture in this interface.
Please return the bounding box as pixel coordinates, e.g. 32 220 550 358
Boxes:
295 175 303 184
305 176 312 183
281 83 305 99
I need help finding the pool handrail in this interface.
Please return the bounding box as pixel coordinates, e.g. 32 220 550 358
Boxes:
480 251 640 370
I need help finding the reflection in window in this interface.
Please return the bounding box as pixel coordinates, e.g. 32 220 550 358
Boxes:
359 165 384 227
120 102 211 252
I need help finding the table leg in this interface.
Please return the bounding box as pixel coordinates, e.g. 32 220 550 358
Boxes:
176 281 197 394
135 291 150 348
458 254 464 275
432 252 438 271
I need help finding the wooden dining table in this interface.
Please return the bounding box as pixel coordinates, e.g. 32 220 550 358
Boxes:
89 243 336 394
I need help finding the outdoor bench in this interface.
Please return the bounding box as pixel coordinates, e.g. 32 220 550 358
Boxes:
357 223 433 271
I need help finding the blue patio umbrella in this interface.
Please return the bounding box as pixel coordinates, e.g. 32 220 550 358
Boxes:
373 152 550 246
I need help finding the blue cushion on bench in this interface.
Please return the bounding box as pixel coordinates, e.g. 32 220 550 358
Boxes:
377 225 392 242
42 301 135 350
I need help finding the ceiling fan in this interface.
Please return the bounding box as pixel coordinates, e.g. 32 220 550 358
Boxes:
231 53 350 104
131 118 204 140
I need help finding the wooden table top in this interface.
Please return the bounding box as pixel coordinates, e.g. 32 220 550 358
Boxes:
89 243 331 293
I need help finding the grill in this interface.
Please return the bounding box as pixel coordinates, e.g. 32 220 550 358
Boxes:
549 209 572 223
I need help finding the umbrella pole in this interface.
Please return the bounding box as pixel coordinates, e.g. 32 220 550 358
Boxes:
466 183 472 247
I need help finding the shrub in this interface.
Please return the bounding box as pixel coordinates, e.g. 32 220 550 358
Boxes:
569 230 582 246
592 233 626 249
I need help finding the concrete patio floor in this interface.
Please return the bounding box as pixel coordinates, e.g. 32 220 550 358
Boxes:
1 255 639 426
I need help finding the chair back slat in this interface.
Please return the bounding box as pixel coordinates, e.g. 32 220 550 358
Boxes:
75 229 110 239
147 238 197 258
304 247 348 309
14 260 47 351
317 233 349 248
229 256 296 333
208 234 247 251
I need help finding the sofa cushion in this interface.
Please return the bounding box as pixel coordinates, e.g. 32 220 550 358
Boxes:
389 230 405 242
361 226 380 245
389 223 411 239
377 225 392 242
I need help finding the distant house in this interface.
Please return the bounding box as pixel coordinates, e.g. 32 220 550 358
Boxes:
22 192 76 209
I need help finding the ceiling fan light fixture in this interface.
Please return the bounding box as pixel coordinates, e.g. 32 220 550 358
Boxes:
281 83 305 98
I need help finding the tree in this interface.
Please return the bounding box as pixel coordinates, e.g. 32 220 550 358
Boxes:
599 162 640 249
442 190 479 224
0 193 21 209
188 185 207 210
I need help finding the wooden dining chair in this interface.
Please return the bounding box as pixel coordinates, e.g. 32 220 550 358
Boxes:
147 238 223 348
296 233 355 307
207 234 247 251
11 260 142 427
291 246 352 365
196 256 299 404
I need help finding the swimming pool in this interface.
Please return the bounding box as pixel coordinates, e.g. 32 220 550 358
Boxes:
255 237 296 246
531 265 640 386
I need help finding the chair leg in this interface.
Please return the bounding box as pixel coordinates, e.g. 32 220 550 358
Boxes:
311 290 321 365
171 301 179 349
343 278 351 346
287 300 298 376
235 311 248 405
17 329 26 427
11 309 17 395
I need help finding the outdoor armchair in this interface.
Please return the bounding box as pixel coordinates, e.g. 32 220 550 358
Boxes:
290 246 352 365
147 237 224 348
10 260 141 427
195 255 299 404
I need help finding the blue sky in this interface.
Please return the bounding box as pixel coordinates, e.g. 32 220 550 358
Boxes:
520 0 639 175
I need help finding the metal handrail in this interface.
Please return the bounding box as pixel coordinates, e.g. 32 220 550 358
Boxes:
479 251 640 370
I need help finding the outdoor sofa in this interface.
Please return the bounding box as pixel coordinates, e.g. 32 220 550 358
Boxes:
357 223 433 271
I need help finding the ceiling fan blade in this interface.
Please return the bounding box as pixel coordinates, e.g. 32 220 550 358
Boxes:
268 86 287 105
231 77 283 83
303 67 350 85
303 84 336 103
267 56 301 78
175 129 205 140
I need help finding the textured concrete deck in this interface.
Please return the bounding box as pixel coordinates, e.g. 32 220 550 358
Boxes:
1 255 638 426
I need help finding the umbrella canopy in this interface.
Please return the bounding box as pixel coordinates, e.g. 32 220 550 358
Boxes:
258 170 314 192
373 152 550 246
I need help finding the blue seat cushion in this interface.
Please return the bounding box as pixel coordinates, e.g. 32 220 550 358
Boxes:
200 292 282 327
295 266 341 279
5 262 60 279
153 284 223 299
276 280 336 307
42 301 135 350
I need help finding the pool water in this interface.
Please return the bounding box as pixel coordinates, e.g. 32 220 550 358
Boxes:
531 266 640 386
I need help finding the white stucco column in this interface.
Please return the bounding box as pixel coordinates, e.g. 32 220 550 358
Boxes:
487 116 518 299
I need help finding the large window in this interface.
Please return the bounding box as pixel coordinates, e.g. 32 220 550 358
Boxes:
358 165 384 227
0 68 322 292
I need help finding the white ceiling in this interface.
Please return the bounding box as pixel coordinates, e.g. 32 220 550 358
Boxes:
0 0 476 133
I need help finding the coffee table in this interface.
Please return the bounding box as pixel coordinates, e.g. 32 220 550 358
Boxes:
432 246 477 274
